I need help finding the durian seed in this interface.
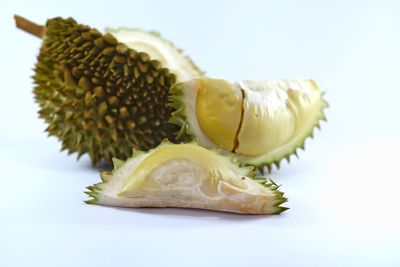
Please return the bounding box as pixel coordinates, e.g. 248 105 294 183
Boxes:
102 47 115 56
78 76 91 91
116 43 128 54
94 86 104 98
103 33 117 45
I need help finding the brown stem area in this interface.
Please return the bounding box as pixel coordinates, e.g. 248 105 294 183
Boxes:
14 15 44 38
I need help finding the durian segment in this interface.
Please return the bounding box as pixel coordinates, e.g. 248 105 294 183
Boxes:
196 78 243 151
107 28 203 82
33 17 178 165
170 77 328 171
85 142 288 214
236 79 328 168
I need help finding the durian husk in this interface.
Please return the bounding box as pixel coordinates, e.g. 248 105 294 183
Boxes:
33 17 179 165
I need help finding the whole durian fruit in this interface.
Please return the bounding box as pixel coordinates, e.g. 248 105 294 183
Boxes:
15 15 202 165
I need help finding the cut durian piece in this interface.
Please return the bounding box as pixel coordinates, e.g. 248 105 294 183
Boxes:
107 28 203 82
85 142 288 214
170 78 328 172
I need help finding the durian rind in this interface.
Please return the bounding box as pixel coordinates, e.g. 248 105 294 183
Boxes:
34 17 178 165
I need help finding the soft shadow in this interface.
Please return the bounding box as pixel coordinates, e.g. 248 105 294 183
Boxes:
110 206 278 222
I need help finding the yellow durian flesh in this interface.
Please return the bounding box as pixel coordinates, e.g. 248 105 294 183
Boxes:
235 79 324 160
120 143 246 196
170 77 327 170
196 78 243 151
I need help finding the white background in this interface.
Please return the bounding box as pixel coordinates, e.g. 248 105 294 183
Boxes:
1 0 399 266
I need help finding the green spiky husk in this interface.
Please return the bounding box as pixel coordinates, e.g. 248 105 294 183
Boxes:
168 83 194 141
169 82 329 173
85 141 289 214
34 17 179 165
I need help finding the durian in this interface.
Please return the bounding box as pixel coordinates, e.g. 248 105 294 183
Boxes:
15 15 201 165
85 142 288 214
16 15 327 171
170 77 328 172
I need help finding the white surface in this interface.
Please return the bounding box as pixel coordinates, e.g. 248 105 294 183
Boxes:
1 1 400 266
